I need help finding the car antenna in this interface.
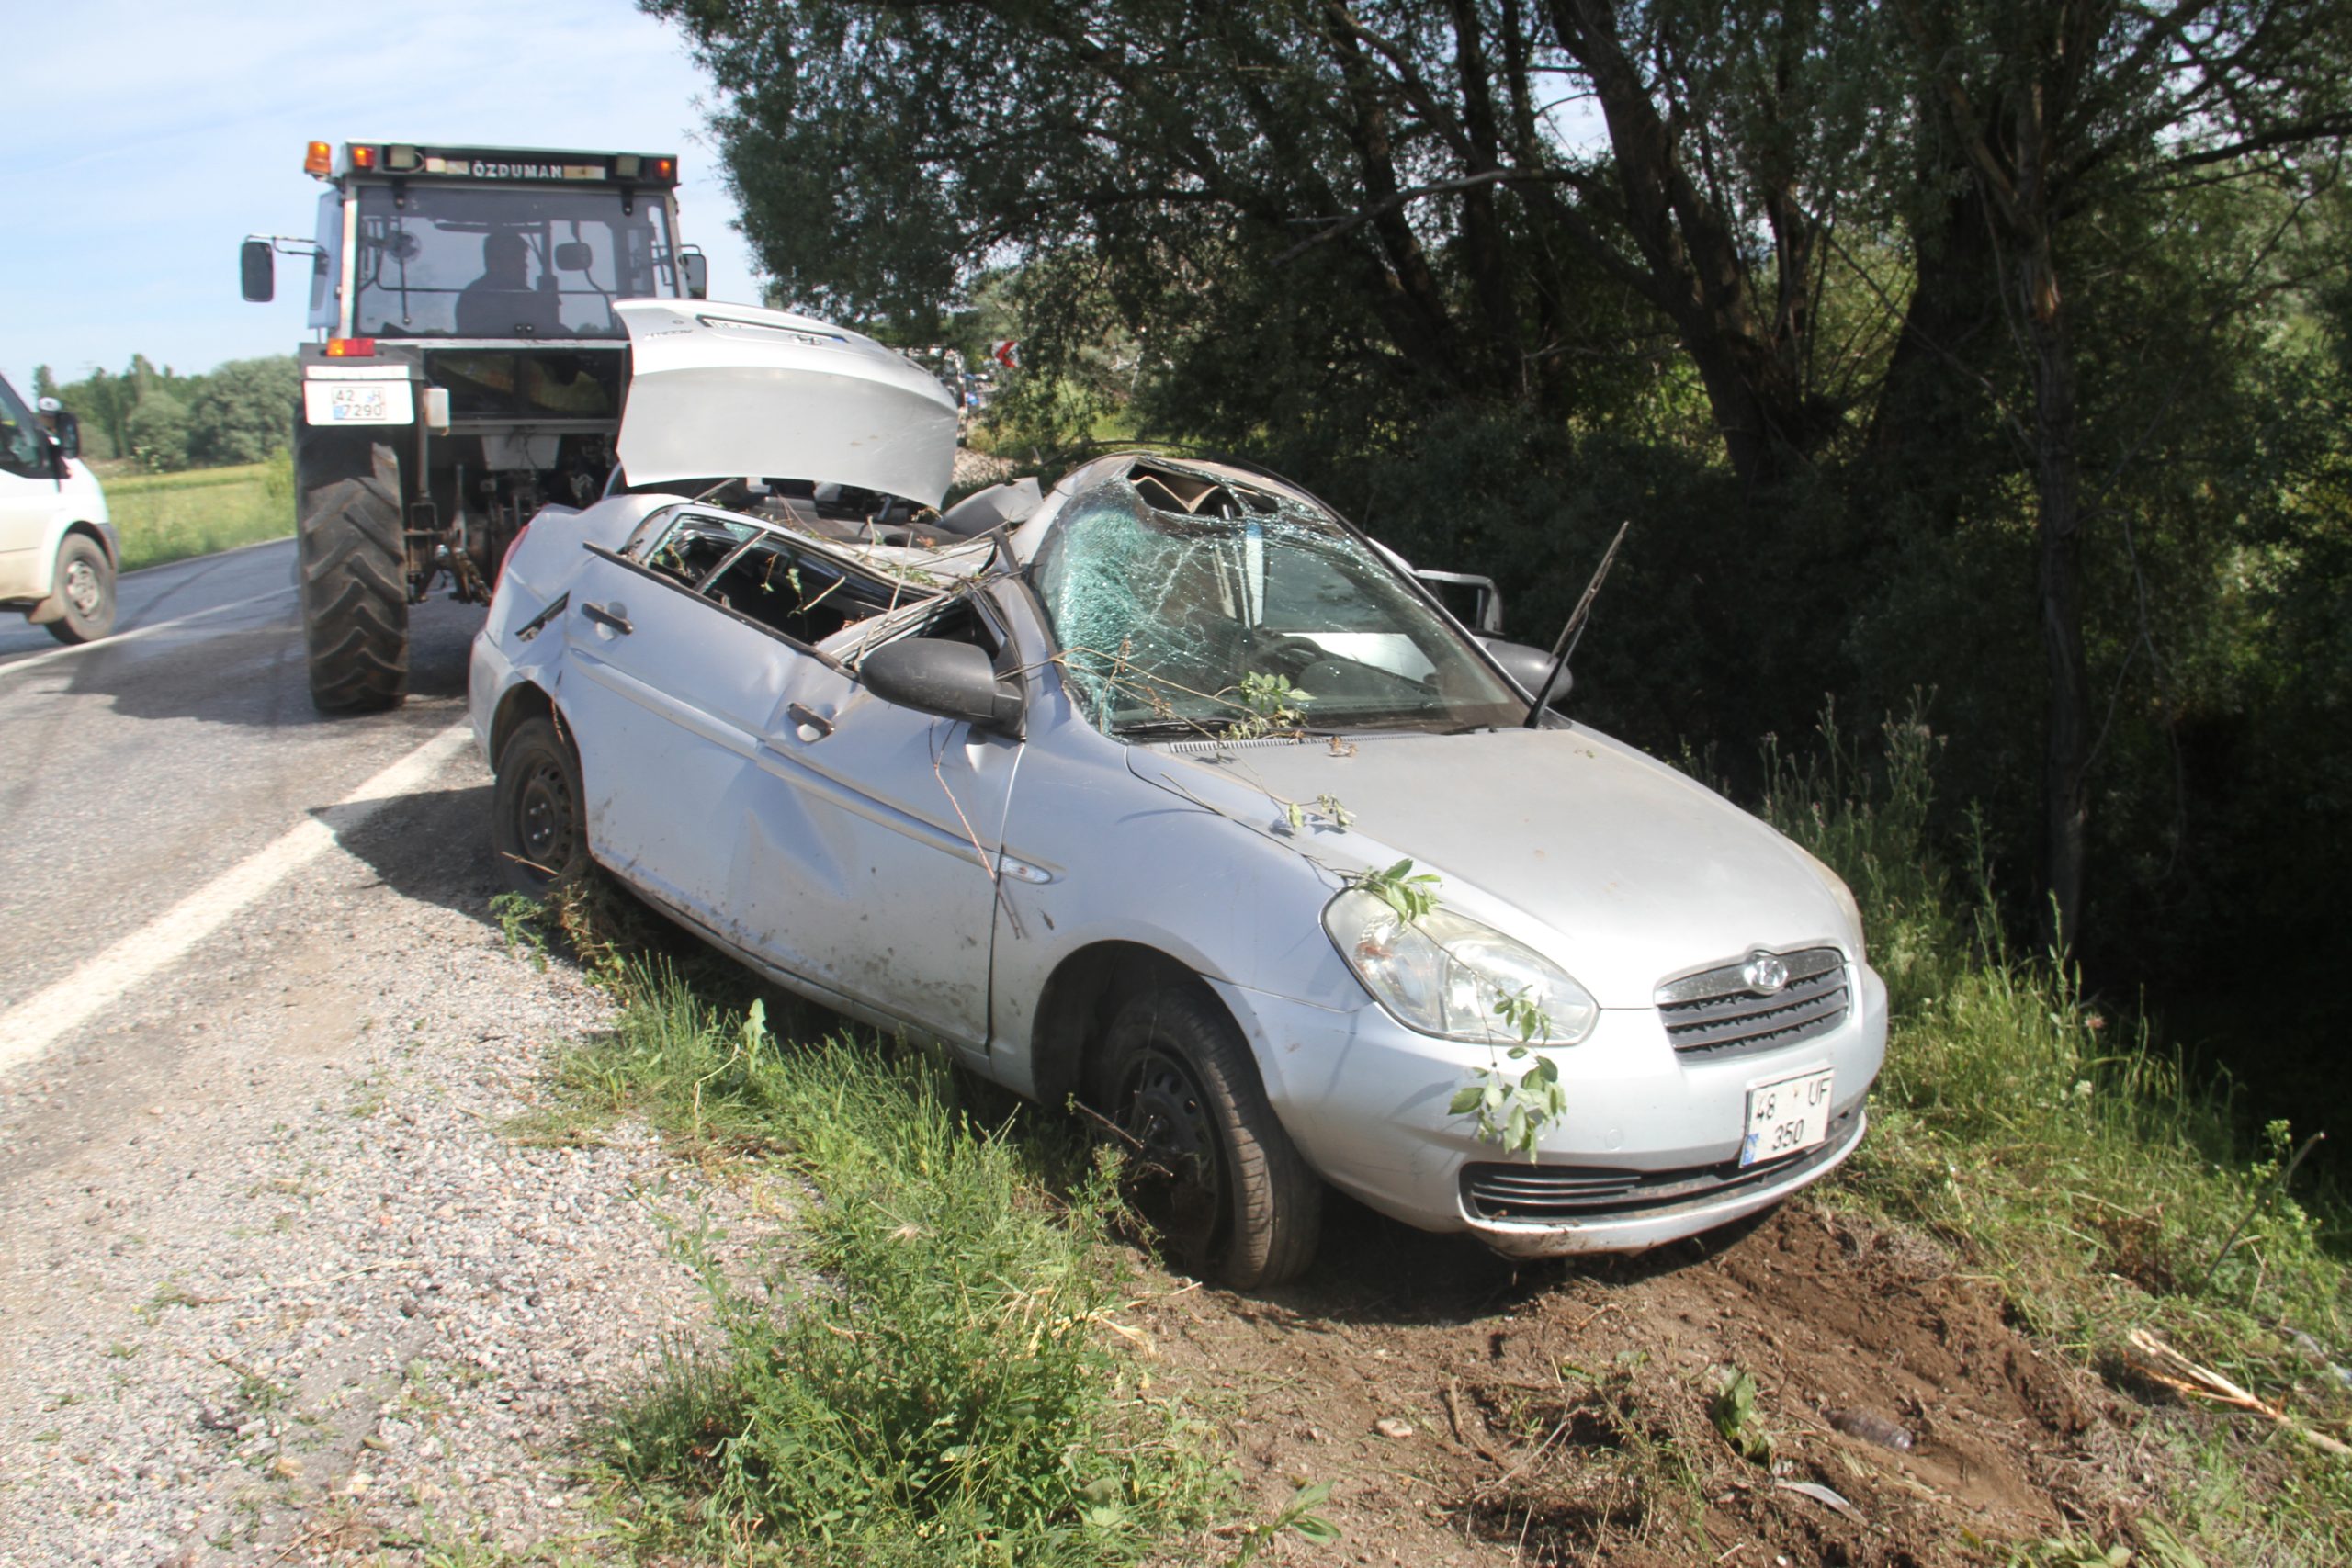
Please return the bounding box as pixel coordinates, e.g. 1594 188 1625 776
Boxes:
1522 520 1630 728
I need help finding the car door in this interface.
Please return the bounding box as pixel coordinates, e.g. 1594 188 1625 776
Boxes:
734 590 1024 1055
556 510 808 929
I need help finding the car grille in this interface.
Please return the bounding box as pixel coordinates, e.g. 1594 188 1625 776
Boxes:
1654 946 1849 1058
1460 1106 1860 1223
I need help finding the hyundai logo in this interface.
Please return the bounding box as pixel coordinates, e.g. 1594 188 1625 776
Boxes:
1742 953 1790 995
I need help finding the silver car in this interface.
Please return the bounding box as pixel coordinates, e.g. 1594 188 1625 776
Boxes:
469 301 1886 1286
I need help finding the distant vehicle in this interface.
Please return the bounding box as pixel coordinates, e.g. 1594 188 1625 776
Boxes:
0 375 116 644
240 140 707 711
469 301 1887 1287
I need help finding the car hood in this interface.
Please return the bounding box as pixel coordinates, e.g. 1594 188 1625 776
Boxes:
1130 726 1854 1008
615 299 960 504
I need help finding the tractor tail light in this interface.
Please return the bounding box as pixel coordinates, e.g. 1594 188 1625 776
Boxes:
324 338 376 357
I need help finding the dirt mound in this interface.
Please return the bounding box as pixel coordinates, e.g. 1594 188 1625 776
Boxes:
1138 1201 2148 1566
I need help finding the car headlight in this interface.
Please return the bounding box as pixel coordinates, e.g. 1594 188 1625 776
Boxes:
1322 888 1599 1044
1789 840 1867 970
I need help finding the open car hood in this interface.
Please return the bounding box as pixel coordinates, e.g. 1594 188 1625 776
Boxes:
615 300 960 505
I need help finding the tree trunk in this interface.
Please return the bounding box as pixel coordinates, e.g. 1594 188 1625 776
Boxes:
2021 237 2089 955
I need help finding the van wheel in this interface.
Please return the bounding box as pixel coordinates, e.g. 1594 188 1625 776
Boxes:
44 534 116 644
1097 981 1322 1288
492 716 589 897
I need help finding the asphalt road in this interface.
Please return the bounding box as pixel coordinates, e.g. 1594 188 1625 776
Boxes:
0 537 486 1115
0 543 752 1563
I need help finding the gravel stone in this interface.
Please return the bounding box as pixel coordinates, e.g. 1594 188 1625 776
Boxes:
0 750 766 1564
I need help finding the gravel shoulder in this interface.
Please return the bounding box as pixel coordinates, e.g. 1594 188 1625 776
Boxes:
0 755 746 1566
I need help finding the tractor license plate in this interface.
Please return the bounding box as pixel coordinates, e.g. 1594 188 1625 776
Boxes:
1738 1067 1834 1168
302 380 413 427
330 386 388 422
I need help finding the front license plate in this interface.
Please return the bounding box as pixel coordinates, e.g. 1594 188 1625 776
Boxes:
1739 1067 1835 1168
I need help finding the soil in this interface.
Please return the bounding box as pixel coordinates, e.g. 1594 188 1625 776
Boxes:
1135 1196 2155 1567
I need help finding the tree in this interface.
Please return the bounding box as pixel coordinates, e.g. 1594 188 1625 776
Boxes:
1876 0 2352 949
186 356 300 468
644 0 1879 491
125 391 190 472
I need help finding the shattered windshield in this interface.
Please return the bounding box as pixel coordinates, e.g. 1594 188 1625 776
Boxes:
1032 468 1526 736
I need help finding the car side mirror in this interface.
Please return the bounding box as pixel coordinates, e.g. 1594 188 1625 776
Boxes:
861 637 1023 734
680 248 708 299
554 241 594 272
241 239 275 303
1479 637 1572 711
39 402 79 460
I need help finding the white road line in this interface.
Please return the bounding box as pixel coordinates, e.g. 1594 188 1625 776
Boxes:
0 721 475 1078
0 586 297 679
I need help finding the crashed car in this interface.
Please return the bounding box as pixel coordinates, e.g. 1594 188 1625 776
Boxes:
469 299 1887 1287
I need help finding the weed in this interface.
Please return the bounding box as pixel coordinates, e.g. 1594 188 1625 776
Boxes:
580 965 1226 1563
1706 1368 1772 1465
1224 1480 1340 1566
491 892 551 972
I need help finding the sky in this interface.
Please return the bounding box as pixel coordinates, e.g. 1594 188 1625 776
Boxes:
0 0 761 392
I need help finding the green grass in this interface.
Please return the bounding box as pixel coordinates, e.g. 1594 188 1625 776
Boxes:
104 453 293 572
551 962 1226 1566
1763 704 2352 1564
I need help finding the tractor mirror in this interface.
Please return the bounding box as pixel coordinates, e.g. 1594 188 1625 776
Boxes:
680 249 708 299
554 241 594 272
241 239 275 303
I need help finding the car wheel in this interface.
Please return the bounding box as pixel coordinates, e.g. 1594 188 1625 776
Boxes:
492 716 590 897
1097 981 1322 1288
44 534 116 645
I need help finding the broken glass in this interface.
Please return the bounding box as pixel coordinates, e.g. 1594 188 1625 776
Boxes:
1030 463 1527 737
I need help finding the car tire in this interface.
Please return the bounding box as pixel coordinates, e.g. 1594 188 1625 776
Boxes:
297 439 408 713
43 533 116 645
492 716 591 897
1096 980 1322 1288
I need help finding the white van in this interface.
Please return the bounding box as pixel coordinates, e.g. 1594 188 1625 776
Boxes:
0 372 116 643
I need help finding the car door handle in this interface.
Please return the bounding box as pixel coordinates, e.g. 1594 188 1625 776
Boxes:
786 703 834 740
581 600 631 636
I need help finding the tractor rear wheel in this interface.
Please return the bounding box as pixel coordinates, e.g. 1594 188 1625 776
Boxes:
297 439 408 713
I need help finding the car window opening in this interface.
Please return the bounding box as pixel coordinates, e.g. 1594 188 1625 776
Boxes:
630 508 912 647
1032 467 1526 739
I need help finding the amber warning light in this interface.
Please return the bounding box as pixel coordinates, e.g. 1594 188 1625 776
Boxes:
304 141 333 177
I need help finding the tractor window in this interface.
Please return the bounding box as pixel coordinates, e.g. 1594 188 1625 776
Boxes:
309 190 343 331
350 185 683 340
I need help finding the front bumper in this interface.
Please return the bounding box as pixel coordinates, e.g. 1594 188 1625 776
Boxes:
1207 961 1886 1256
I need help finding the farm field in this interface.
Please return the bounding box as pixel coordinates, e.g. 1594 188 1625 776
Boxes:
100 456 292 573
